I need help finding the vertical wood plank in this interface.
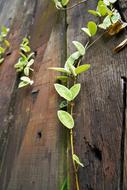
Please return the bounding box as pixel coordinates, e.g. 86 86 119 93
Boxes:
0 1 67 190
118 1 127 189
67 0 127 189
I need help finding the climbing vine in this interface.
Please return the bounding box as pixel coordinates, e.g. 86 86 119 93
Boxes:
49 0 127 190
14 37 35 88
0 26 10 64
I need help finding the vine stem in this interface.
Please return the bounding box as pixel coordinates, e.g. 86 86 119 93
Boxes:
61 0 87 11
87 31 106 50
70 102 80 190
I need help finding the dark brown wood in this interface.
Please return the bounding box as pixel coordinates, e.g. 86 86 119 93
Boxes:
67 0 127 189
0 0 127 190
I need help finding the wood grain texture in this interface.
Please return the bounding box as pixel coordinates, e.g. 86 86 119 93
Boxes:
0 1 67 190
0 0 127 190
67 0 127 189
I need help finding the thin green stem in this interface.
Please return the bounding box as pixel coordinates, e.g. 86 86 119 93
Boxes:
70 103 80 190
87 31 106 50
61 0 87 11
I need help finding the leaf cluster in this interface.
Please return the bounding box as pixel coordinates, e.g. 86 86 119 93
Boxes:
49 40 90 169
0 26 10 64
53 0 70 9
14 38 34 88
86 0 127 37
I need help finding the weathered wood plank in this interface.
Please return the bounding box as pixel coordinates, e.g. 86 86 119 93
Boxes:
0 1 67 190
67 0 127 189
118 0 127 189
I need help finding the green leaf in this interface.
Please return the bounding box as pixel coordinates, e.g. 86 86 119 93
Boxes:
4 39 10 47
111 12 121 23
87 21 97 36
59 100 68 109
1 26 9 37
103 15 112 27
75 64 90 75
65 56 75 67
18 81 28 88
20 76 34 85
88 10 101 17
98 15 112 29
81 27 91 37
21 45 31 53
73 41 85 56
27 59 34 67
103 0 110 5
27 52 35 60
24 67 30 76
97 2 107 16
56 76 69 82
71 51 81 60
22 37 29 46
54 0 63 9
54 83 72 101
109 0 117 3
62 0 69 6
70 84 81 100
60 178 67 190
57 110 74 129
0 58 4 64
65 52 81 69
65 62 77 76
73 154 84 167
0 47 5 54
48 67 70 74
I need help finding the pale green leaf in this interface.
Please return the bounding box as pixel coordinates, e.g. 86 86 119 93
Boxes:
20 76 33 85
54 0 63 9
81 27 91 37
103 15 112 27
54 83 72 101
59 100 68 109
24 67 29 76
62 0 69 6
57 110 74 129
18 81 28 88
71 51 81 60
70 84 81 100
21 45 30 53
73 41 85 56
88 10 101 17
27 59 34 67
75 64 90 75
111 12 121 23
48 67 70 74
109 0 117 3
73 154 84 167
65 62 77 76
103 0 110 5
65 52 81 69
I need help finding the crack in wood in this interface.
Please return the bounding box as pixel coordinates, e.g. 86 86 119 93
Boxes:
119 77 127 190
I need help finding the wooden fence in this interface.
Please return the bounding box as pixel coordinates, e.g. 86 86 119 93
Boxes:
0 0 127 189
